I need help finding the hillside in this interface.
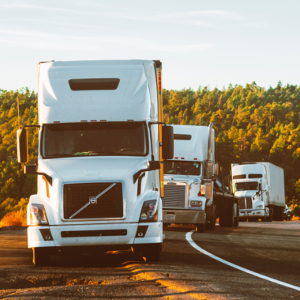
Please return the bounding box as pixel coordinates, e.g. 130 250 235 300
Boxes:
0 83 300 223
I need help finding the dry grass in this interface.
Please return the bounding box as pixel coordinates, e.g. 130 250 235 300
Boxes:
0 210 27 227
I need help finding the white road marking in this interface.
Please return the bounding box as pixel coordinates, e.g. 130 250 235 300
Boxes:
186 231 300 292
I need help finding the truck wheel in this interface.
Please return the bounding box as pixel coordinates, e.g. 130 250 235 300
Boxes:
267 207 273 222
227 205 234 227
195 223 205 233
277 207 284 221
234 204 239 227
261 213 267 222
206 205 216 230
32 247 51 266
143 243 162 262
219 214 226 227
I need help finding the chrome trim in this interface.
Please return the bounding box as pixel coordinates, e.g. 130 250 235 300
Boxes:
69 183 116 219
60 180 126 222
163 180 188 209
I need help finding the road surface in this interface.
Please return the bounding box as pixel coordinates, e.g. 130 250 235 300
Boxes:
0 221 299 299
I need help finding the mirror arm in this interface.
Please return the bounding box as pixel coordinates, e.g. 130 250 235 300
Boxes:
24 165 52 186
133 169 150 183
133 164 160 183
37 173 53 186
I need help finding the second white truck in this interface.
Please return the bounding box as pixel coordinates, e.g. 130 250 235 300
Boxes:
232 162 285 221
162 123 239 232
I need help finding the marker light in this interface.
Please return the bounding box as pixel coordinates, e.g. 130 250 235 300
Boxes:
190 201 203 207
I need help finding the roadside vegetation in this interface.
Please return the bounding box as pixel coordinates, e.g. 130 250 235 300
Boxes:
1 82 300 226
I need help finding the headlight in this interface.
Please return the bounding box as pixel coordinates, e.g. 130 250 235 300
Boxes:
30 203 49 225
139 200 158 222
190 201 203 207
255 205 263 209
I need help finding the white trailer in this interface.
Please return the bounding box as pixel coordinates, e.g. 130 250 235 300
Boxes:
17 60 174 265
162 124 227 232
232 162 285 221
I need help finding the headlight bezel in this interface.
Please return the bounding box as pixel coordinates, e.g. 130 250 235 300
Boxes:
29 203 49 225
139 199 158 222
190 200 203 207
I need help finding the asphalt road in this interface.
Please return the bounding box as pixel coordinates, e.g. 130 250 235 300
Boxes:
0 221 299 299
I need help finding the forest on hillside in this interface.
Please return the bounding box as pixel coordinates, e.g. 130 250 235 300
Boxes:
0 82 300 224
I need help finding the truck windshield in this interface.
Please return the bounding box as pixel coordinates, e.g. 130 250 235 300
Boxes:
42 122 148 158
164 161 201 175
235 182 259 191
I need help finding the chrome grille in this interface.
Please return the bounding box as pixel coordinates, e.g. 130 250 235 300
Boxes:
162 184 186 208
63 182 123 219
239 197 253 209
246 197 253 209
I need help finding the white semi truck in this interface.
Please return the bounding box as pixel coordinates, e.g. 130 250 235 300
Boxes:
17 60 174 265
162 124 238 232
232 162 285 221
163 124 215 232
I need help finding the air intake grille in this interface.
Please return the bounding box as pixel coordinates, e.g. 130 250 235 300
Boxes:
246 197 253 209
162 184 186 208
239 197 253 209
63 182 123 219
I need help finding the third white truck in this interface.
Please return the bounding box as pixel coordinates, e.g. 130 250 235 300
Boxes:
232 162 285 221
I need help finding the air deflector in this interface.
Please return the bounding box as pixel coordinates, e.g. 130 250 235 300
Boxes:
69 78 120 91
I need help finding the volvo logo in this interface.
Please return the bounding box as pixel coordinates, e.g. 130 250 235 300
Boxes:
89 197 97 204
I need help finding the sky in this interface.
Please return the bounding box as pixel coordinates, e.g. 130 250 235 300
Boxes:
0 0 299 92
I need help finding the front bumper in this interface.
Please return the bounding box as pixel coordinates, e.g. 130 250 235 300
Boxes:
239 209 265 218
163 209 206 225
28 222 162 249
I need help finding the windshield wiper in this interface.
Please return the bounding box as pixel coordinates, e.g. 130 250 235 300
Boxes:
74 151 120 156
46 154 74 158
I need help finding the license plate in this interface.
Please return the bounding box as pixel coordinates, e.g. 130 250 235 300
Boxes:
165 214 175 221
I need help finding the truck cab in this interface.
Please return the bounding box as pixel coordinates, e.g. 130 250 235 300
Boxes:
162 124 217 232
17 60 174 265
232 162 285 221
232 164 268 221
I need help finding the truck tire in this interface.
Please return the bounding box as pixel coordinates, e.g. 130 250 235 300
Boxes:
206 205 216 230
277 207 284 221
219 213 226 227
227 205 234 227
267 207 273 222
195 223 205 233
32 247 51 267
234 204 239 227
142 243 162 262
261 212 267 222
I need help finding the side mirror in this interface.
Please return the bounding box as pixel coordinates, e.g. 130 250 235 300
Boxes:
213 163 219 176
24 164 37 174
162 125 174 159
17 128 28 163
147 161 160 170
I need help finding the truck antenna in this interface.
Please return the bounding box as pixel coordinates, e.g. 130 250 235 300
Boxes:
17 94 20 129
